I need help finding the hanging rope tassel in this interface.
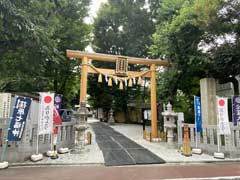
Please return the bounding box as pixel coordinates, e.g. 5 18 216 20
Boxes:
133 77 136 85
137 76 142 85
128 78 133 87
98 74 102 83
114 77 118 85
119 81 123 90
108 78 112 87
105 74 108 82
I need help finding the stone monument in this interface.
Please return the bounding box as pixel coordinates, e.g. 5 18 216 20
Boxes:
72 102 88 153
200 78 217 125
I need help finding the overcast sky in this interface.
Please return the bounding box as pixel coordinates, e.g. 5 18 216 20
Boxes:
84 0 108 24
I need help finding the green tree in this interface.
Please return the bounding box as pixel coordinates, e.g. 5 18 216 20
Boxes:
90 0 154 118
150 0 240 121
0 0 91 107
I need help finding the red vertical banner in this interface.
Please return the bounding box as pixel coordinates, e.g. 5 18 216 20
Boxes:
53 107 62 126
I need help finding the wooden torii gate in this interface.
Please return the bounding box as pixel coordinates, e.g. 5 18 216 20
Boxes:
66 50 168 138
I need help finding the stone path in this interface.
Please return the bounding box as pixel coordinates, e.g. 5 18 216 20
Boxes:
91 122 165 166
111 123 240 163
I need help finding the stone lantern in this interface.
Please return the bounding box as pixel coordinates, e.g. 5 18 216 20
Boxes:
72 102 88 153
162 102 177 146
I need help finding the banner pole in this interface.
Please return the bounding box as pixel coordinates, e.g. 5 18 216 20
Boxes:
216 96 220 152
217 132 220 152
194 96 198 148
50 132 53 151
36 93 42 155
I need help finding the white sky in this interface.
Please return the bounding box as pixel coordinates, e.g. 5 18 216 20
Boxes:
84 0 108 53
84 0 108 24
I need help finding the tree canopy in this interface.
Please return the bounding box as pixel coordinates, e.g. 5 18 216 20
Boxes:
89 0 155 118
0 0 91 107
150 0 240 121
1 0 239 117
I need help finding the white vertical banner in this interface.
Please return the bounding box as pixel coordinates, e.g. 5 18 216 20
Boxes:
217 97 231 135
38 92 54 135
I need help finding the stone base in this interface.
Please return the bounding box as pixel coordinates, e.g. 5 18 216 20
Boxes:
50 154 59 160
192 148 202 155
58 147 70 154
46 150 54 157
0 161 8 169
214 152 225 159
181 152 192 157
30 154 43 162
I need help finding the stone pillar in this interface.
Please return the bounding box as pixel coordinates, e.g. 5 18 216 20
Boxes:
200 78 217 125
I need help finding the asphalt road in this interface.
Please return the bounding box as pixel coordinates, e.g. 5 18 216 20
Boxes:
2 163 240 180
91 122 165 166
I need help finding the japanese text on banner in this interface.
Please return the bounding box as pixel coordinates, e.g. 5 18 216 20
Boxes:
8 96 32 141
194 96 202 133
217 97 231 135
38 93 54 135
233 96 240 126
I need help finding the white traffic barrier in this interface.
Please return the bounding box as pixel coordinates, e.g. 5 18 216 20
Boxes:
0 161 9 169
30 154 43 162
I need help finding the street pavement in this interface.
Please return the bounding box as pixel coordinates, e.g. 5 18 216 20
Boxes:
91 122 165 166
2 163 240 180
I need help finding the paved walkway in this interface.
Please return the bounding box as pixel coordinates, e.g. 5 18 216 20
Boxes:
91 122 165 166
110 123 240 163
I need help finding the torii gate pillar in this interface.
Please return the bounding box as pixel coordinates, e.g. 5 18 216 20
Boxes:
80 56 88 103
150 64 158 138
